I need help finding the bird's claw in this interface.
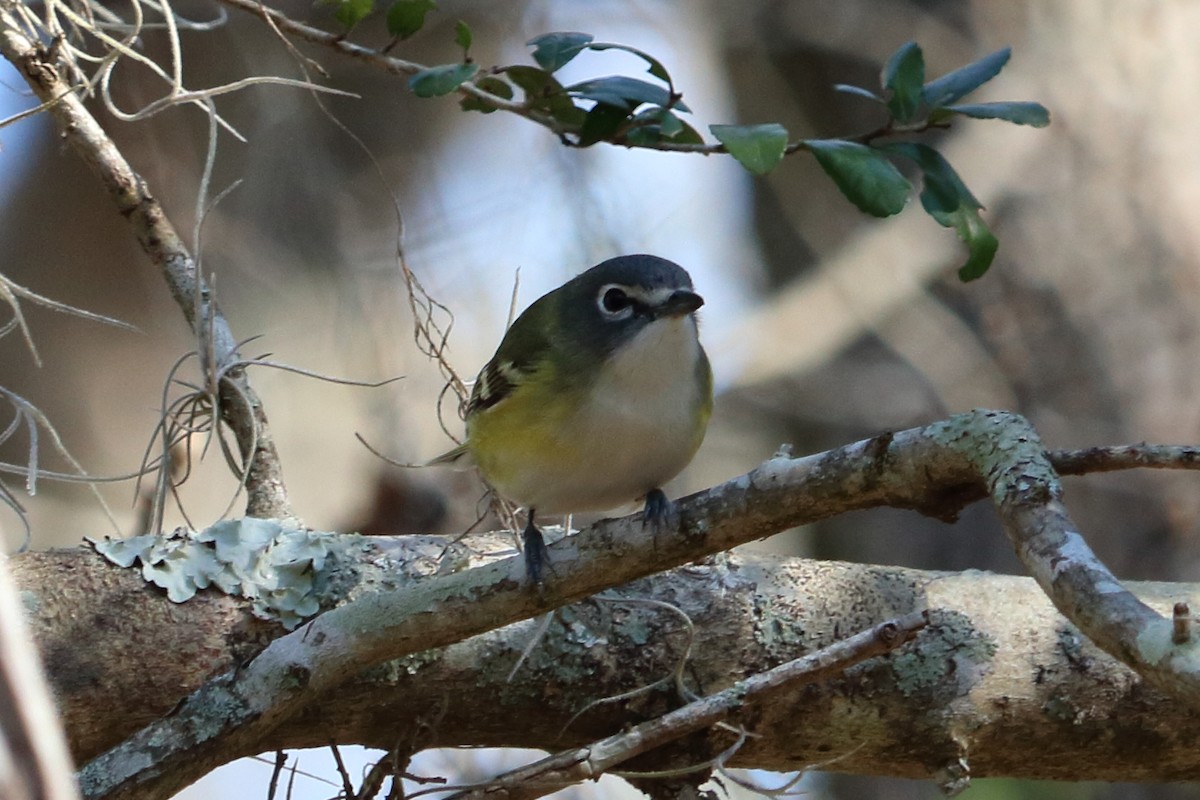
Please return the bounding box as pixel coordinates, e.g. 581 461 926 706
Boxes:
641 488 677 532
522 516 551 588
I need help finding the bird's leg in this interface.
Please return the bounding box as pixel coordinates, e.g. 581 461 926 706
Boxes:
522 508 550 586
642 488 672 525
641 488 678 552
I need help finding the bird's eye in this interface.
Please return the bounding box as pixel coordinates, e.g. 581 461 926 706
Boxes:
600 287 631 314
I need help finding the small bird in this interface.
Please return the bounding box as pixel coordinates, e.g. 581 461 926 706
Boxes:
432 254 713 585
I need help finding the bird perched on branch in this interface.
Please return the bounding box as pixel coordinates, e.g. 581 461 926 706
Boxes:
432 254 713 586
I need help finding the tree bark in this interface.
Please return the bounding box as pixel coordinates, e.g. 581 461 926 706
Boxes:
17 539 1200 789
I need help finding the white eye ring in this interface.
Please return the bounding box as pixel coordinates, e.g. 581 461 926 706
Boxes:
597 284 635 319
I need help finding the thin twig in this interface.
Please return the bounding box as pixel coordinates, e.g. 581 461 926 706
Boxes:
329 743 355 800
1050 444 1200 474
266 751 286 800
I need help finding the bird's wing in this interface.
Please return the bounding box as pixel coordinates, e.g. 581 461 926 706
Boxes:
466 358 525 415
465 293 556 416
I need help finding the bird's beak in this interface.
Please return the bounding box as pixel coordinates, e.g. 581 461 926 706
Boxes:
655 289 704 318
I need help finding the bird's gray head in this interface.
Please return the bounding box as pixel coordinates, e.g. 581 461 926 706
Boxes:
559 255 703 357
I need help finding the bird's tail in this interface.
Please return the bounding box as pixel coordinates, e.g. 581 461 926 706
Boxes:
426 443 473 469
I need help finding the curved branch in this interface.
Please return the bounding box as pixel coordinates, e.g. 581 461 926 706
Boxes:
0 10 293 520
939 414 1200 702
17 542 1200 794
68 410 1200 798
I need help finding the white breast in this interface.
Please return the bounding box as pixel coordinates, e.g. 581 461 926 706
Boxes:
526 315 707 515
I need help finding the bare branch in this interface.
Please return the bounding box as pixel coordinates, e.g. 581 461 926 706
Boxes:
0 8 295 521
1050 444 1200 474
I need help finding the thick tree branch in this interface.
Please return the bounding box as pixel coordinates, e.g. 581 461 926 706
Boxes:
47 410 1200 798
946 415 1200 702
0 7 293 520
17 543 1200 792
440 612 928 800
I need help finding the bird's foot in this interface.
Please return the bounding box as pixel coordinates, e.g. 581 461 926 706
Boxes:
522 515 551 588
641 488 679 553
641 488 676 527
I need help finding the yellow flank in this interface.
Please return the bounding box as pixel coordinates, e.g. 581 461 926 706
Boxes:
466 367 578 501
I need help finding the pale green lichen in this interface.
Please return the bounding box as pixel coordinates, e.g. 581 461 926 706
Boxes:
1135 618 1175 665
19 589 40 614
397 648 442 676
558 605 609 648
891 610 997 697
751 595 807 658
615 612 653 646
927 410 1061 504
88 519 355 629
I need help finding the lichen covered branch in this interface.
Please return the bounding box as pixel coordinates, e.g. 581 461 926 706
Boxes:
440 611 927 800
71 410 1200 798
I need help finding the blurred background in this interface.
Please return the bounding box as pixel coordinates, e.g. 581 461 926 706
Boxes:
2 0 1199 797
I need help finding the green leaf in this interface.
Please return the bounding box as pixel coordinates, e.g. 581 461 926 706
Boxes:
460 76 513 113
657 109 684 137
578 102 631 146
527 32 594 73
671 120 704 145
710 123 788 176
937 205 999 281
505 65 556 97
409 62 478 97
625 110 702 145
943 101 1050 127
504 68 586 126
334 0 374 30
567 76 686 112
588 42 672 84
385 0 434 39
454 20 472 53
622 107 688 145
883 142 982 210
805 140 911 217
623 126 661 146
883 142 996 279
882 41 924 123
834 83 883 102
923 47 1011 106
546 96 587 128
